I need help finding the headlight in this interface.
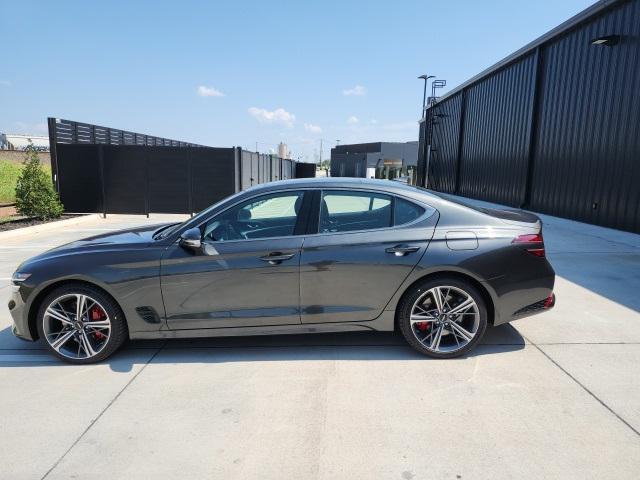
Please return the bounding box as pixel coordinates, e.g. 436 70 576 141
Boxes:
12 272 32 284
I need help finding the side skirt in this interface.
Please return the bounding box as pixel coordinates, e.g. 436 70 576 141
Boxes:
130 310 395 340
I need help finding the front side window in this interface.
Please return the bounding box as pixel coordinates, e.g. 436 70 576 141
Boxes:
320 190 392 233
202 191 304 241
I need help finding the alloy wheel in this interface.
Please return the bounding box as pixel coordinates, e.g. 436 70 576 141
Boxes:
410 286 480 354
42 293 112 360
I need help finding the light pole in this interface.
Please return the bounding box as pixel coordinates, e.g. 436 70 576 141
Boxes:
418 75 434 117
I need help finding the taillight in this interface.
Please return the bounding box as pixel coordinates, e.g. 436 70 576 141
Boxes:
512 233 545 257
543 294 555 308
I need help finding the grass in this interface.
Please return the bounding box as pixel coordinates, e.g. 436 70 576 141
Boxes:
0 158 52 204
0 160 22 203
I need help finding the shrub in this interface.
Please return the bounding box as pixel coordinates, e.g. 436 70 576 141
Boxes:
15 143 64 219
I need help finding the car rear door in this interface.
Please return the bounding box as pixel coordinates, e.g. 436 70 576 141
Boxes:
300 189 437 324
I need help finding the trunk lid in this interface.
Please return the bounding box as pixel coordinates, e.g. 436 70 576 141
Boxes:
477 207 542 229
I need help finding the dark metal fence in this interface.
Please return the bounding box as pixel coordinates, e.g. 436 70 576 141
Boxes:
56 144 237 215
295 162 316 178
49 118 315 215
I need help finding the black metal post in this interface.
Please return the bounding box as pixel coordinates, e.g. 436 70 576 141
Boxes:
47 118 60 192
236 147 243 191
188 148 193 216
144 151 150 218
98 145 107 218
423 107 437 189
454 89 468 194
522 47 544 209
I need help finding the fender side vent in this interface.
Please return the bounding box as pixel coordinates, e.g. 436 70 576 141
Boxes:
136 306 161 324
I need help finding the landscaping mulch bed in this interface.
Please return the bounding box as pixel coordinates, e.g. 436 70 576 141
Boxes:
0 214 83 232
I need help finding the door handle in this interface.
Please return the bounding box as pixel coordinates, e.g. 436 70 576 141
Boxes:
259 252 296 264
385 244 420 256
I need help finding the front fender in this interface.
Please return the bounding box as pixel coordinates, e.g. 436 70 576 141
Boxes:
15 248 166 340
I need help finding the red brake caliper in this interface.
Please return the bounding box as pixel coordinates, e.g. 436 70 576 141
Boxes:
90 306 107 340
415 322 431 332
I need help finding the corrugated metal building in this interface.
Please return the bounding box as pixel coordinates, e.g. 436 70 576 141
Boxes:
419 0 640 233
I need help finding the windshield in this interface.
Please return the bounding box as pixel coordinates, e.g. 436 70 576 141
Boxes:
153 190 247 240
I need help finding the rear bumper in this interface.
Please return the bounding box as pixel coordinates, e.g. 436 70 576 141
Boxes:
513 293 555 318
489 256 556 326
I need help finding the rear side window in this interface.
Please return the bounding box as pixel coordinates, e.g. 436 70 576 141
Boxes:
320 191 392 233
394 197 425 226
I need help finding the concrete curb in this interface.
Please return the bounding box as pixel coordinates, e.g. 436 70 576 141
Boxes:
0 213 101 240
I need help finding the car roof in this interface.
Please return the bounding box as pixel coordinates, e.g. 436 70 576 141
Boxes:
246 177 431 198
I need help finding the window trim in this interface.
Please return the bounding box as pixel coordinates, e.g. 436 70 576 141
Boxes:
318 189 395 235
184 187 436 245
312 188 435 238
197 189 310 244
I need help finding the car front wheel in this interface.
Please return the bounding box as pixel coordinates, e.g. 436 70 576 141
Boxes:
398 277 488 358
36 284 128 364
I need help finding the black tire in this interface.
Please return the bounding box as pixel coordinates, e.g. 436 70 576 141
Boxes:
36 284 128 364
397 276 488 359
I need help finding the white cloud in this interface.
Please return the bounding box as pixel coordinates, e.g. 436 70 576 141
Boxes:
197 85 224 97
347 116 359 125
304 123 322 134
248 107 295 127
0 80 11 87
12 121 48 134
343 85 367 96
370 119 378 124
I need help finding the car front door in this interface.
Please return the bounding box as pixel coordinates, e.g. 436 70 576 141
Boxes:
300 189 437 324
161 190 310 330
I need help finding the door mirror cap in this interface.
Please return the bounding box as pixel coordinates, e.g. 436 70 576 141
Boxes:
179 227 202 250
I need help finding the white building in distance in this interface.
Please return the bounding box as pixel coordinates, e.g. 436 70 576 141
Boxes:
0 133 50 151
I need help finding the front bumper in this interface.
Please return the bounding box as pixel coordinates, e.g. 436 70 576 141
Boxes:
8 284 35 341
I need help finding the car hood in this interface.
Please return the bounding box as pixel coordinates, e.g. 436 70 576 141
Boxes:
22 223 173 266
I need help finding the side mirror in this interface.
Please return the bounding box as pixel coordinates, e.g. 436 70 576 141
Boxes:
179 227 202 250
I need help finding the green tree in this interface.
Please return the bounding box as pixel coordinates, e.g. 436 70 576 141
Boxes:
15 142 64 219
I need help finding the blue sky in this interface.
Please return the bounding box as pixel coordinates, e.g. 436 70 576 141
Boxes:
1 0 596 162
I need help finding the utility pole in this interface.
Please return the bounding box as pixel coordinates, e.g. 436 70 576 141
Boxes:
319 139 323 167
336 139 340 146
255 141 258 152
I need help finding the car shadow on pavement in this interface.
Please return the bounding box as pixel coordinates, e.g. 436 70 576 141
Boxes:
0 324 525 371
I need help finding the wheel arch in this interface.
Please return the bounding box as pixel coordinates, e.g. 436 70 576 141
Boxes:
27 279 124 341
393 270 496 330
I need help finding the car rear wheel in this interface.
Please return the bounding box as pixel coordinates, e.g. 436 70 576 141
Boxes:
398 277 488 358
36 284 128 364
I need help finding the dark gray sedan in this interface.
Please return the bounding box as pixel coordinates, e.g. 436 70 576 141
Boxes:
8 178 555 363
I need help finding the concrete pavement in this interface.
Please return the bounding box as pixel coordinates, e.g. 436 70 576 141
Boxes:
0 210 639 479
